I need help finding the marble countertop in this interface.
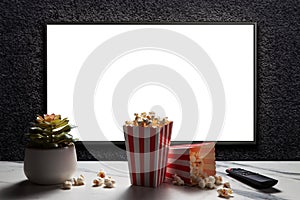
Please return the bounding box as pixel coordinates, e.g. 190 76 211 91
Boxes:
0 161 299 200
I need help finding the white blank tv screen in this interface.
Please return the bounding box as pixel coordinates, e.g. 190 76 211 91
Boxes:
47 23 256 143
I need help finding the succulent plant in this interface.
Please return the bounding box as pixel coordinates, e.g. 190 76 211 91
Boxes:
26 114 77 149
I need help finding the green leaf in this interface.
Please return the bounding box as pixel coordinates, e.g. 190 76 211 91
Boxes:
27 115 76 149
33 122 51 129
51 118 68 127
52 125 71 135
53 132 73 142
29 133 45 139
29 127 52 135
53 120 69 130
31 122 50 129
42 121 51 125
70 125 77 129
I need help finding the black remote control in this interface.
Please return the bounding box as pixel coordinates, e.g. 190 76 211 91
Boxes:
226 168 278 189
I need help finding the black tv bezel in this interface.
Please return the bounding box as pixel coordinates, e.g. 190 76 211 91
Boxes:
44 22 257 146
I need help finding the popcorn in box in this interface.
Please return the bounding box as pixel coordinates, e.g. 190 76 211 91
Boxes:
165 142 216 185
123 112 173 187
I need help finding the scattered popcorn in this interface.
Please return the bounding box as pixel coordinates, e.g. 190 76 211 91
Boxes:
95 170 116 188
217 180 233 199
172 174 185 186
72 175 85 186
214 175 223 185
208 176 216 184
217 188 233 199
76 175 85 186
169 165 233 196
62 180 72 190
223 182 231 188
106 176 116 184
204 177 210 184
124 112 170 128
104 178 115 188
192 175 225 190
79 174 85 179
72 177 77 185
93 178 104 187
97 170 106 178
191 174 202 186
63 172 117 190
110 178 116 185
198 178 206 189
206 181 215 189
105 181 114 188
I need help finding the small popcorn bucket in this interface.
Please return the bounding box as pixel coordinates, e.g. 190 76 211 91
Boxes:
123 122 173 187
166 142 216 185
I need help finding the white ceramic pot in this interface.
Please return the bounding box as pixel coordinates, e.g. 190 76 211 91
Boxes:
24 143 77 185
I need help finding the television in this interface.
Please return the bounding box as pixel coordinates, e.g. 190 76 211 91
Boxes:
47 23 256 146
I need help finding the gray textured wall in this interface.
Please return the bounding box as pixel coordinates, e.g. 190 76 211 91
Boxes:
0 0 299 161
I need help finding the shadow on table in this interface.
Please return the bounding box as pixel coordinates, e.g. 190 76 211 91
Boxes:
258 187 282 194
119 183 205 200
234 188 286 200
0 180 59 199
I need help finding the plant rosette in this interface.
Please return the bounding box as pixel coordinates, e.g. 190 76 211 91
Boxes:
24 114 78 185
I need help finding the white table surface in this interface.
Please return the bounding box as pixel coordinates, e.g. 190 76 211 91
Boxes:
0 161 299 200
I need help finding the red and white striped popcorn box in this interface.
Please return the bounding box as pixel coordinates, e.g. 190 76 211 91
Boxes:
123 121 173 187
165 142 216 185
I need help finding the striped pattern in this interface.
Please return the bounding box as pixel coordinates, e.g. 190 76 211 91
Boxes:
166 143 216 185
123 121 173 187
